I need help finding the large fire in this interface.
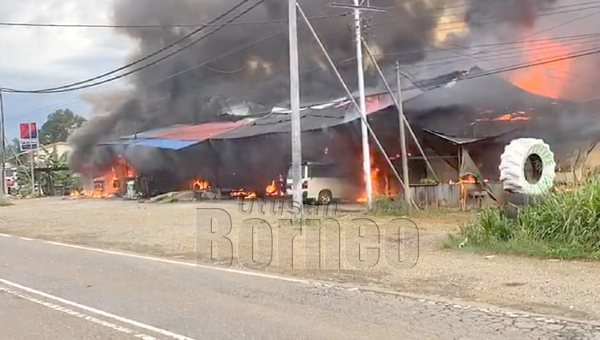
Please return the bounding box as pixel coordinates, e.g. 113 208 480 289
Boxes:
70 157 135 199
508 39 572 99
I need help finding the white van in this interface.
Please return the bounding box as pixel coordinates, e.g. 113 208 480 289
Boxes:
286 162 357 204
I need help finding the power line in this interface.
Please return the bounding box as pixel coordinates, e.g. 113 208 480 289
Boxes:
0 13 348 29
467 46 600 79
392 45 600 92
2 0 265 94
6 28 282 121
0 0 254 94
411 38 600 68
421 8 600 84
434 5 600 32
374 0 600 29
296 32 600 80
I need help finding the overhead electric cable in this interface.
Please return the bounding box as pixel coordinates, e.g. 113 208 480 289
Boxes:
0 13 347 29
0 0 254 93
2 0 265 94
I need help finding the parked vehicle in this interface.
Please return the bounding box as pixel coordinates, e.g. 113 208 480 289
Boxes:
4 166 19 195
286 162 358 204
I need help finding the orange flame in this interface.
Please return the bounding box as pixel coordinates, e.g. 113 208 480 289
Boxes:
358 153 382 203
230 189 258 199
266 181 278 196
192 179 211 190
70 156 135 199
492 113 532 121
509 39 572 99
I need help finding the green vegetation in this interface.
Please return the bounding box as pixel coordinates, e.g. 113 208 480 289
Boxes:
449 176 600 260
39 109 86 145
369 195 410 216
0 198 13 207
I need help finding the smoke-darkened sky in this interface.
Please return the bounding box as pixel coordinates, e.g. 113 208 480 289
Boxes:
2 0 600 172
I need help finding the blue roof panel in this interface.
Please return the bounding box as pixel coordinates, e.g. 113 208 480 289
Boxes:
132 139 198 150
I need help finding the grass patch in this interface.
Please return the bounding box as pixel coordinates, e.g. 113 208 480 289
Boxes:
0 198 13 207
450 176 600 260
369 195 466 219
369 195 410 216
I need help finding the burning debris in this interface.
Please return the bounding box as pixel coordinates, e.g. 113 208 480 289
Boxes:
492 112 532 122
192 179 211 191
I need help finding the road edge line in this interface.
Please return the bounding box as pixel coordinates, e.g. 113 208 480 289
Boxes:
0 278 196 340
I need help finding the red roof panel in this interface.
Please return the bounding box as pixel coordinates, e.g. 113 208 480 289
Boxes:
154 120 249 141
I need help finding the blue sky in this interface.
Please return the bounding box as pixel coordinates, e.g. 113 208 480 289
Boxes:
0 0 133 140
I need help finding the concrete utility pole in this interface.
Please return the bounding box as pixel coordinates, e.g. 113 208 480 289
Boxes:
354 0 373 209
0 90 5 200
396 61 411 212
289 0 303 218
330 1 384 210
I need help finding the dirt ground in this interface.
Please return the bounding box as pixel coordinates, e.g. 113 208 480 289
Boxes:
1 197 600 321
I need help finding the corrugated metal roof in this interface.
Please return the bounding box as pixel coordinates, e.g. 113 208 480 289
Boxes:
103 93 396 148
154 121 248 141
131 139 198 150
422 129 489 145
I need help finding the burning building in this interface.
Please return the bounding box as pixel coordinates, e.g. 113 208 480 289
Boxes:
64 0 600 201
67 65 600 202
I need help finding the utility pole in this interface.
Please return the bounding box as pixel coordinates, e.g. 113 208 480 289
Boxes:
396 61 411 212
354 0 373 209
0 90 5 201
289 0 303 219
330 2 384 210
298 4 418 211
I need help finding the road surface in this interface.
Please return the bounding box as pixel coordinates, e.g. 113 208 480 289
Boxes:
0 234 599 339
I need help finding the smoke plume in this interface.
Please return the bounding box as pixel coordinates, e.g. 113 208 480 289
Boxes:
69 0 564 174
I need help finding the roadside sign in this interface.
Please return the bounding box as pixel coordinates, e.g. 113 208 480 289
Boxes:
19 122 38 151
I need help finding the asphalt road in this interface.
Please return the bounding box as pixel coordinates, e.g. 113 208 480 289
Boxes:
0 235 599 340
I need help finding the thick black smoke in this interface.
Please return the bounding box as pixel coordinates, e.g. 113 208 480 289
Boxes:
466 0 557 29
68 0 561 174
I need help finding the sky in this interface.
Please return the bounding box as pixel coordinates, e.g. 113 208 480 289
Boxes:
0 0 133 140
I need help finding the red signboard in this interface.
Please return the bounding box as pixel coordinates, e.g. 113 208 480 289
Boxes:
19 123 38 139
19 122 38 150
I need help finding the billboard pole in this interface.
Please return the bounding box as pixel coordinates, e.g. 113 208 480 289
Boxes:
29 122 35 197
0 90 5 200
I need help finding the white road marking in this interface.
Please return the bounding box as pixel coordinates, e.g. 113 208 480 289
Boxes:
0 278 196 340
44 240 309 284
0 233 11 238
19 237 33 241
0 286 158 340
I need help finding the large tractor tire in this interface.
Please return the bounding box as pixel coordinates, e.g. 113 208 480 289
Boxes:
499 138 556 195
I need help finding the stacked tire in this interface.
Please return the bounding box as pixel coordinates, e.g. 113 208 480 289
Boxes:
499 138 556 195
